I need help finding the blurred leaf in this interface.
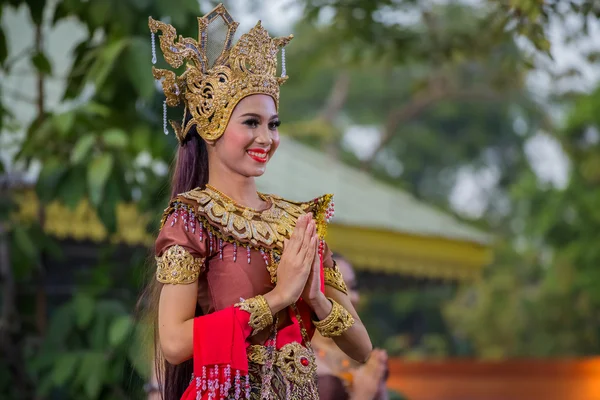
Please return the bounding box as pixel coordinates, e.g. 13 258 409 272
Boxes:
79 352 106 399
97 169 120 232
0 27 7 65
586 51 600 63
71 134 96 164
82 102 111 117
26 0 47 25
126 37 155 100
45 304 73 347
108 315 133 346
131 125 150 153
88 0 112 29
57 167 87 209
91 308 109 350
13 225 38 262
130 0 152 10
53 111 75 136
128 324 150 378
102 128 128 149
31 51 52 75
87 39 128 89
87 153 114 206
51 352 79 386
74 294 95 329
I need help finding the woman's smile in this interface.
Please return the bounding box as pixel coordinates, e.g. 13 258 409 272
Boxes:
247 148 269 163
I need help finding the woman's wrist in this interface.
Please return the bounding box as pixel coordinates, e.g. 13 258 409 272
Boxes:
308 292 333 320
263 287 291 314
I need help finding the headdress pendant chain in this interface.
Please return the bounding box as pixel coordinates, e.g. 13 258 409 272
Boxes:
281 48 286 77
151 30 157 64
163 100 169 135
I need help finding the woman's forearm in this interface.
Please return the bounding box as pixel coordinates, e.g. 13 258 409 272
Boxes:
263 287 291 315
310 292 372 363
160 318 194 365
331 319 372 363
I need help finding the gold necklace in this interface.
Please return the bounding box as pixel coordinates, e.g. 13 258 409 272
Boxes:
205 184 270 212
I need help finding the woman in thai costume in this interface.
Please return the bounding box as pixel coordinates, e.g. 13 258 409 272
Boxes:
144 4 372 399
314 254 389 400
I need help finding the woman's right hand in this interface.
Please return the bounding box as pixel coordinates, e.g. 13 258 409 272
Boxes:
274 213 317 306
351 349 388 400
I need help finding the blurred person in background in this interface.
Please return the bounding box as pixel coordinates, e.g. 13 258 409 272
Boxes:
140 4 372 399
314 254 389 400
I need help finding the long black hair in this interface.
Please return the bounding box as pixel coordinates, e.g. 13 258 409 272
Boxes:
139 119 209 399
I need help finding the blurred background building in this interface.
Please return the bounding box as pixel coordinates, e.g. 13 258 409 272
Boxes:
2 0 600 399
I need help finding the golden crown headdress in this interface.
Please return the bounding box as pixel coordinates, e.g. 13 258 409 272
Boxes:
148 4 293 143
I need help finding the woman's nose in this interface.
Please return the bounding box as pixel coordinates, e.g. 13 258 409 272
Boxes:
255 127 273 145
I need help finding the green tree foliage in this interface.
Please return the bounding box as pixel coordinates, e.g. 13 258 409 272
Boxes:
282 2 547 210
0 0 212 397
445 86 600 358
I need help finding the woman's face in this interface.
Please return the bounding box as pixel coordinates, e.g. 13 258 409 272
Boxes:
209 94 280 178
336 257 360 307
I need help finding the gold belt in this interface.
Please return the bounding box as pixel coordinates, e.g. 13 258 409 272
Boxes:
247 342 316 385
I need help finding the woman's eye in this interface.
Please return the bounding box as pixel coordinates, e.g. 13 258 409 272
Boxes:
269 120 281 130
243 118 259 128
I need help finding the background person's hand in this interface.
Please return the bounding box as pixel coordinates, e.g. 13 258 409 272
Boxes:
351 349 388 400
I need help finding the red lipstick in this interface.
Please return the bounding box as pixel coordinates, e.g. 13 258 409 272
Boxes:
247 148 269 163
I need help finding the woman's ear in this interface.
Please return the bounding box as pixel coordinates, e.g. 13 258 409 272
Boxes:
203 138 216 147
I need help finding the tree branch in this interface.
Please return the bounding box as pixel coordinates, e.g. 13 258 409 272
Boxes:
320 71 351 159
320 70 350 124
361 86 503 170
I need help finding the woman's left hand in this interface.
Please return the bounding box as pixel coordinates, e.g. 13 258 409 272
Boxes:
302 241 334 320
301 239 322 304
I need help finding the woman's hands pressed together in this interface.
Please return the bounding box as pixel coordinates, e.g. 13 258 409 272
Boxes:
263 213 317 312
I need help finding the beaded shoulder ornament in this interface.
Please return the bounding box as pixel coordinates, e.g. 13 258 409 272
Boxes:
149 3 293 142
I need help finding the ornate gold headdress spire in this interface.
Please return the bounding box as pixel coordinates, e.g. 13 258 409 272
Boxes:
149 4 293 143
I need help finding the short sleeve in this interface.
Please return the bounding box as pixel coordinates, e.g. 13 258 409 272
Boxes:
154 207 208 285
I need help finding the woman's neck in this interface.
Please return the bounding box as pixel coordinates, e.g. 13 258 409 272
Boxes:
207 169 264 210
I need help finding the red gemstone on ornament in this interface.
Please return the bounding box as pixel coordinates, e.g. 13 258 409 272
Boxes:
300 357 309 367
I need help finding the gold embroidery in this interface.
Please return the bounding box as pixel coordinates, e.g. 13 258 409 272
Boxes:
247 342 316 385
235 295 273 334
180 185 330 249
155 245 204 284
324 262 348 295
312 298 355 338
160 186 334 284
266 261 279 284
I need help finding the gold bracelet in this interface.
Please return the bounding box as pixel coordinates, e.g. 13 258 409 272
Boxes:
324 261 348 295
155 245 204 284
312 298 355 337
235 295 274 334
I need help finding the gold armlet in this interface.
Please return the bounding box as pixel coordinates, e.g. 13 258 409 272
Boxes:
155 245 204 284
235 295 274 334
324 262 348 295
312 298 355 338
